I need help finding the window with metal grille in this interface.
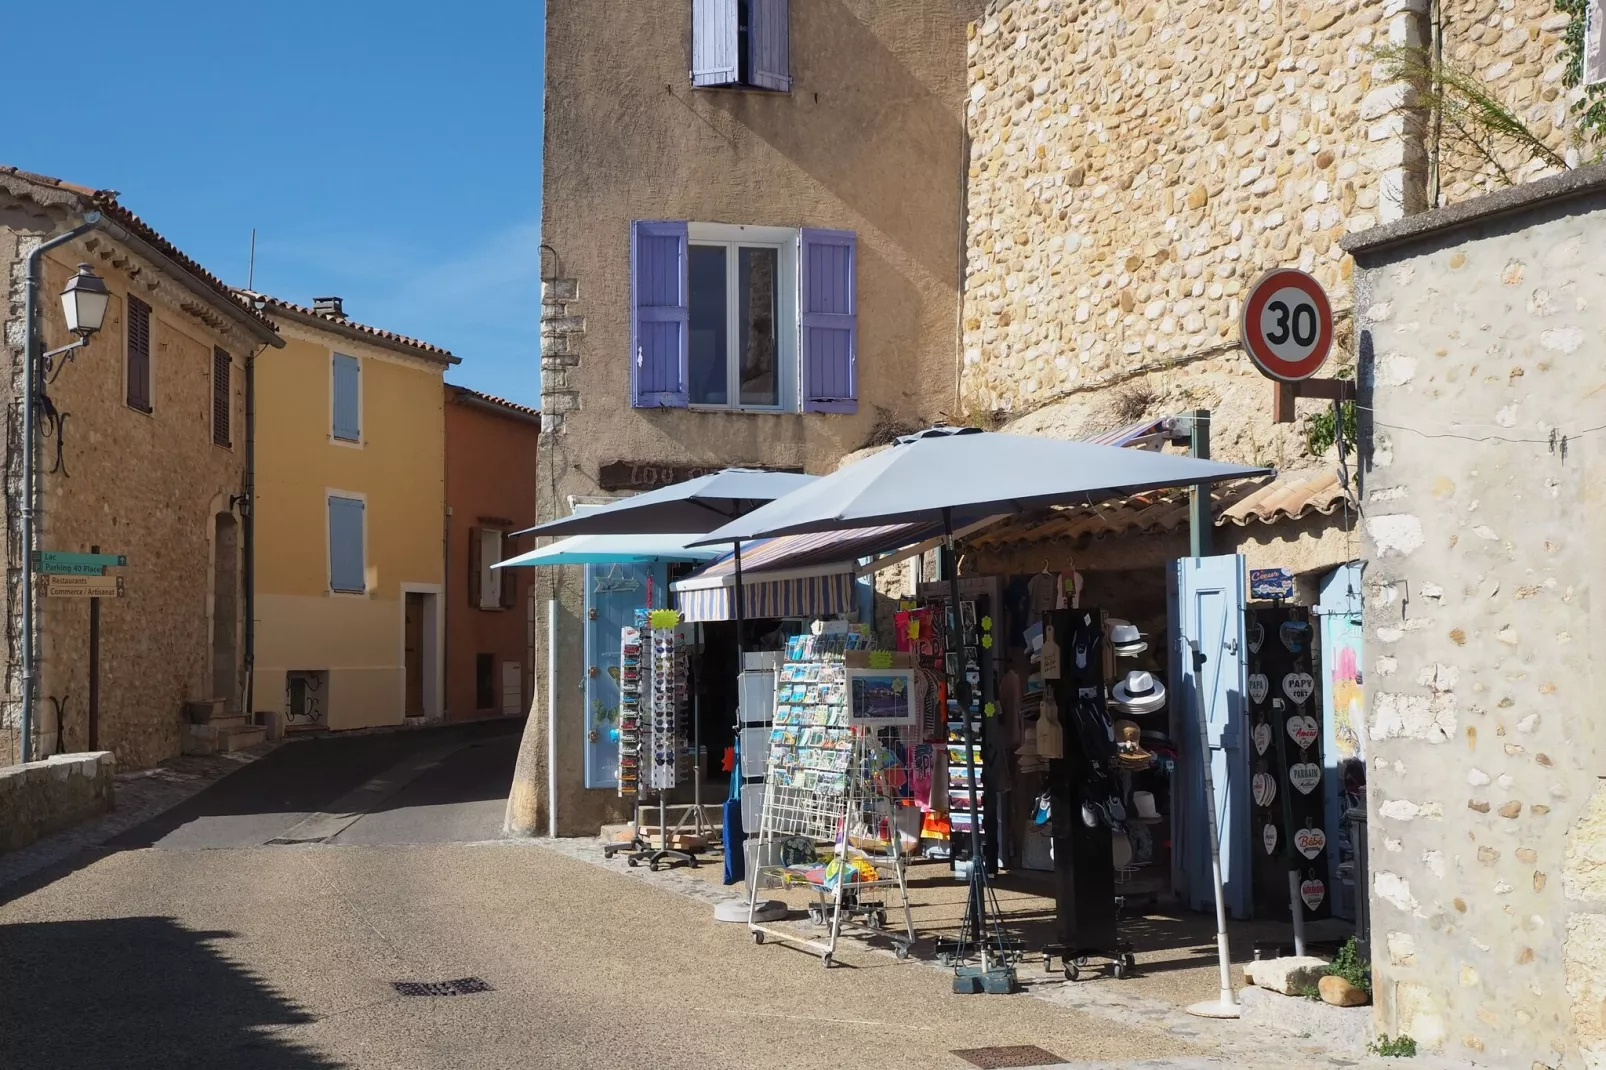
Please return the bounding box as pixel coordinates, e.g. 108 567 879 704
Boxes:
213 348 231 446
126 296 152 412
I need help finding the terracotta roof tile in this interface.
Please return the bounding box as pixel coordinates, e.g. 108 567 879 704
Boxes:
0 165 279 339
965 468 1353 551
237 290 459 365
447 384 540 419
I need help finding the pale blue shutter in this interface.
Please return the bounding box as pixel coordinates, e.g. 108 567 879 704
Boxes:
332 354 360 440
691 0 739 86
1169 554 1251 920
631 220 690 408
800 228 858 413
329 496 365 592
748 0 791 91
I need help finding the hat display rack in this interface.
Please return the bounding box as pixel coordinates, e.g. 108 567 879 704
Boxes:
1103 617 1175 892
1039 607 1136 982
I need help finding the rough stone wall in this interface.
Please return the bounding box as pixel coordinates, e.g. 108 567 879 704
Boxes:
1 207 255 770
1349 176 1606 1068
0 751 113 853
960 0 1569 467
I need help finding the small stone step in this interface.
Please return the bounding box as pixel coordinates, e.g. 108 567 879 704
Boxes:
217 725 266 753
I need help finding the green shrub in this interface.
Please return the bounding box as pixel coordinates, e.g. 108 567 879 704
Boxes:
1325 936 1372 995
1370 1034 1418 1058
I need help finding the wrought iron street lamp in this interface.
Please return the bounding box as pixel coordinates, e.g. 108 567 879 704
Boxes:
60 263 110 338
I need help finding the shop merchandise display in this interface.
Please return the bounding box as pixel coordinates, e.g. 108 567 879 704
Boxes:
616 625 643 797
747 624 916 966
1247 605 1331 922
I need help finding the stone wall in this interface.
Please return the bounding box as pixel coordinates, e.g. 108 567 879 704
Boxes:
1 187 262 770
1346 167 1606 1069
0 751 113 854
961 0 1571 467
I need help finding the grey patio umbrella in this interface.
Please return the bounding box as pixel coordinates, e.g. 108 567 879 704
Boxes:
689 427 1270 543
689 427 1271 979
515 468 815 537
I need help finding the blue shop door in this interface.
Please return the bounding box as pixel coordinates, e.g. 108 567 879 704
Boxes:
1168 554 1252 920
583 561 662 789
1317 562 1365 921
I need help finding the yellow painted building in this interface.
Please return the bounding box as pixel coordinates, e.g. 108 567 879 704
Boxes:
247 294 456 731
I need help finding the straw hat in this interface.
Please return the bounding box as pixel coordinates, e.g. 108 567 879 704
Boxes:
1111 670 1166 713
1107 619 1149 657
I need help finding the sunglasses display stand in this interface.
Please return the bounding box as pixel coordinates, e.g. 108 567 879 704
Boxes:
745 629 916 967
603 614 703 872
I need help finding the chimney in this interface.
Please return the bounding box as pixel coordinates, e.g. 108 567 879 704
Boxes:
312 296 345 319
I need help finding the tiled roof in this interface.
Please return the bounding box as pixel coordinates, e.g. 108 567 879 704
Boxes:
964 468 1352 551
238 290 459 365
0 165 280 339
447 384 540 420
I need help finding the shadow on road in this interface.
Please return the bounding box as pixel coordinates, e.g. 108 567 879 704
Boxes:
0 916 345 1070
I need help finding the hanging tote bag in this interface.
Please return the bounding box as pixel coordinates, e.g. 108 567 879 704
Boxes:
722 736 746 886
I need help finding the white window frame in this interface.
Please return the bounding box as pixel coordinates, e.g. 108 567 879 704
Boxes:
477 527 504 610
330 351 363 448
686 222 799 413
326 489 368 596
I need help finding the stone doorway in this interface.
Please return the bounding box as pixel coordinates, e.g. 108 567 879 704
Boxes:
213 512 239 709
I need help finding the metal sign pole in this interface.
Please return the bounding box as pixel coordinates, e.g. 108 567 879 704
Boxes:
1186 639 1241 1019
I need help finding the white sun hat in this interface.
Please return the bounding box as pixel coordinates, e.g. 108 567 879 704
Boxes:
1111 670 1166 713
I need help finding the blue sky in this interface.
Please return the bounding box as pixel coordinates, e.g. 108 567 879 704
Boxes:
6 0 545 406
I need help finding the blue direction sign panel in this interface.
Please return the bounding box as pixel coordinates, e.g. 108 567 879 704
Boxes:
1249 567 1295 600
35 551 127 576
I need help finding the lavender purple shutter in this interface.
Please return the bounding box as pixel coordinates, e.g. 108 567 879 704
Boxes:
800 228 858 414
691 0 739 86
748 0 791 91
631 220 690 408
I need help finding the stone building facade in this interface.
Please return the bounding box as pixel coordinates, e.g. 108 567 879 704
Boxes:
0 166 283 769
516 0 987 836
959 0 1572 466
1346 166 1606 1069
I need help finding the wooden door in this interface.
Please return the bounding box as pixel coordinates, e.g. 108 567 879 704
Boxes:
404 593 425 717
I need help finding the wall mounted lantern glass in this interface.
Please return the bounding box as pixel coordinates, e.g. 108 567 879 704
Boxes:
60 263 109 337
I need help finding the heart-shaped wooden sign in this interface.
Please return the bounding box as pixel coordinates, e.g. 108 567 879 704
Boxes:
1300 877 1326 910
1262 823 1278 855
1282 673 1316 706
1247 673 1269 705
1247 620 1266 653
1253 771 1277 807
1289 762 1321 794
1286 713 1319 749
1253 722 1272 756
1279 620 1312 653
1295 826 1327 859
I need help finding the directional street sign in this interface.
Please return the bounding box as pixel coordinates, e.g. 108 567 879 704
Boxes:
35 551 127 576
44 575 124 598
1240 268 1334 382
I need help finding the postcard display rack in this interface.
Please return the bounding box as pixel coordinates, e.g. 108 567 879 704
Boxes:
746 626 916 967
603 609 701 871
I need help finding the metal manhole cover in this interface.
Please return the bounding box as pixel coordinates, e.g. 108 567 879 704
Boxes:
391 977 494 997
951 1046 1062 1069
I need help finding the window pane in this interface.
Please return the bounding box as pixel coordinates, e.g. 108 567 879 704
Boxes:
688 245 728 405
738 246 779 407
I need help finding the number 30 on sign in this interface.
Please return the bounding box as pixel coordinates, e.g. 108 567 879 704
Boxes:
1239 268 1334 382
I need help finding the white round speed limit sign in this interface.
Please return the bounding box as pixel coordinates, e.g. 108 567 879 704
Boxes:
1240 268 1333 382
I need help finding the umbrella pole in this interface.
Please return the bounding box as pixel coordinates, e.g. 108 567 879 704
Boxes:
945 508 990 971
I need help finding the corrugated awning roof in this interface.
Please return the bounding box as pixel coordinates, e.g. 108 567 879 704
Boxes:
964 468 1351 552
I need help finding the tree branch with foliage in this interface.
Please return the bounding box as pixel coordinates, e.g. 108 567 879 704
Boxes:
1372 43 1567 190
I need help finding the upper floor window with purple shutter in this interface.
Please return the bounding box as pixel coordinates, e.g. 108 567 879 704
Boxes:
692 0 791 92
630 221 856 415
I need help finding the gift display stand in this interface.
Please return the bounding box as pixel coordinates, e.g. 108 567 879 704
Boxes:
1038 608 1135 981
746 629 916 967
602 612 703 871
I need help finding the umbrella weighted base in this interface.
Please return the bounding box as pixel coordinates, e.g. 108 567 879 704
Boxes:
714 896 787 923
952 964 1019 995
1186 996 1242 1019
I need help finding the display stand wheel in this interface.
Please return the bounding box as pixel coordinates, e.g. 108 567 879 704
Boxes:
751 931 765 945
807 904 825 927
626 856 639 867
649 860 661 871
894 944 911 961
821 952 834 968
1065 960 1083 982
1112 959 1128 979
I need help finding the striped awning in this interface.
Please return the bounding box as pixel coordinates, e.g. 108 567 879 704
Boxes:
675 571 860 622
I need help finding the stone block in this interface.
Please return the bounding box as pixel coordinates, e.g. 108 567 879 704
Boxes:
1320 975 1369 1006
0 752 115 853
1244 955 1331 994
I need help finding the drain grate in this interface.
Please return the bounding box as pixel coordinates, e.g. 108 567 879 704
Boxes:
951 1046 1063 1069
391 977 494 998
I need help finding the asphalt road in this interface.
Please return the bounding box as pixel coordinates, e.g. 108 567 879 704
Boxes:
0 723 1382 1070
